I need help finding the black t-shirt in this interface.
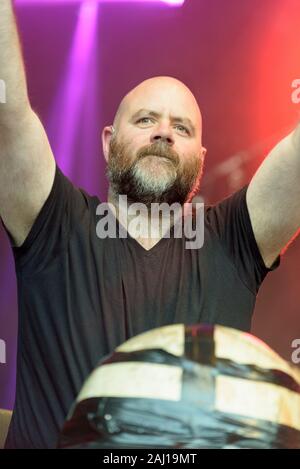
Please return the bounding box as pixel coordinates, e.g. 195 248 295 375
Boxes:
4 166 279 449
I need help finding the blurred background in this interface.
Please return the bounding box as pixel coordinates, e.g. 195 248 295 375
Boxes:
1 0 300 410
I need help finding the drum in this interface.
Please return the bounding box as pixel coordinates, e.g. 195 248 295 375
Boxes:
57 324 300 449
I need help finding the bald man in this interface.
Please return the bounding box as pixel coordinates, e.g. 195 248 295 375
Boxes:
1 2 300 449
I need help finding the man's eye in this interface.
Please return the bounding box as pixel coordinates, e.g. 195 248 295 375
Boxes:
176 125 189 134
137 117 152 124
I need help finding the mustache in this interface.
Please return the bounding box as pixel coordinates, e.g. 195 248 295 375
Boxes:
137 142 180 166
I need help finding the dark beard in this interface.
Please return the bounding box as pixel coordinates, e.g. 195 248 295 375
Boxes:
106 136 203 207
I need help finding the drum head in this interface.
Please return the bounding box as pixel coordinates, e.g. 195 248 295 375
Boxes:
58 324 300 449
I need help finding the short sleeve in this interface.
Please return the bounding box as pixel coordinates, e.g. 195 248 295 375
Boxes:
205 185 280 294
3 165 93 274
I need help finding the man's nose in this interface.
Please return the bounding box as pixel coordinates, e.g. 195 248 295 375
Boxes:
150 125 175 146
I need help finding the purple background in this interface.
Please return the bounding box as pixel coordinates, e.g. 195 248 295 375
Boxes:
1 0 300 410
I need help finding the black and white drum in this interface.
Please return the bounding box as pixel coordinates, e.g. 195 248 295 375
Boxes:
58 324 300 449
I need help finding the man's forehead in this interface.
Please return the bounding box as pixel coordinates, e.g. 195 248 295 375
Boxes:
126 101 199 120
126 83 200 118
114 76 202 130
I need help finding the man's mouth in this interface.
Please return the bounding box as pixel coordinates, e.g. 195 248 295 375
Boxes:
144 154 172 162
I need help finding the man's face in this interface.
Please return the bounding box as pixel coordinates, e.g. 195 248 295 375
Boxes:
106 81 205 206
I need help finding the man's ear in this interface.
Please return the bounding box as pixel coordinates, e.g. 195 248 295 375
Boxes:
101 125 114 163
200 146 207 165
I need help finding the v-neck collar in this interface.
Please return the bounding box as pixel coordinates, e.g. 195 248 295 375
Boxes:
126 229 171 257
114 215 175 257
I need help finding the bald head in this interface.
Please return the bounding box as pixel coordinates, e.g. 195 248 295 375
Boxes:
113 76 203 140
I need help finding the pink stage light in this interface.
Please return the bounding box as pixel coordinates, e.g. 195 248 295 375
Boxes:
47 0 99 172
16 0 185 6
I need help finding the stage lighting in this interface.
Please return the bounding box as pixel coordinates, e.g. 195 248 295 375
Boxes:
16 0 185 6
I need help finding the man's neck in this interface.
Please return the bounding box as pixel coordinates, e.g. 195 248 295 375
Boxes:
107 187 180 250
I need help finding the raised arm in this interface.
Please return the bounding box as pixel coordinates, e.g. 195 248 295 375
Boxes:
246 124 300 268
0 0 55 246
